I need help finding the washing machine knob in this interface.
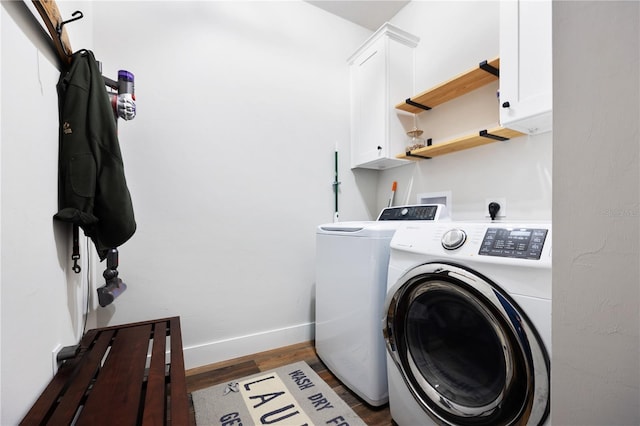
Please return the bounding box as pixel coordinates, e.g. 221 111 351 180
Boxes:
442 228 467 250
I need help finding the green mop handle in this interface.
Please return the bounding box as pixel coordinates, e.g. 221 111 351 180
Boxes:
333 149 340 222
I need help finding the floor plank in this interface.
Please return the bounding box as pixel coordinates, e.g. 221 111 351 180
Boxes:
185 341 394 426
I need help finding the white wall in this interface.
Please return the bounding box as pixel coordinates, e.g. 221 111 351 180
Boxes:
89 1 372 368
0 1 370 423
552 2 639 424
0 2 94 423
381 1 552 221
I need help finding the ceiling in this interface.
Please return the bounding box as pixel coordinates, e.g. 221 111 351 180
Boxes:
305 1 410 31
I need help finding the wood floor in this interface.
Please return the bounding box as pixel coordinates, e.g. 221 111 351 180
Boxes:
185 341 394 426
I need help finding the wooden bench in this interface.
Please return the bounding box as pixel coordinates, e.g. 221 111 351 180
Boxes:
21 316 190 425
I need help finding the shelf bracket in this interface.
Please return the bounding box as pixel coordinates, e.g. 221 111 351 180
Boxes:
479 60 499 77
406 152 431 159
405 98 431 111
405 138 432 159
479 130 510 141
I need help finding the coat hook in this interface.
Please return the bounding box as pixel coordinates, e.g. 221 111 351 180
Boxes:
57 10 84 36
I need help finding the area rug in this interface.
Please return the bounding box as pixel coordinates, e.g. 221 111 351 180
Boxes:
192 361 367 426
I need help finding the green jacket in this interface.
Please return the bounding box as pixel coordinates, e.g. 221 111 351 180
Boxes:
54 50 136 260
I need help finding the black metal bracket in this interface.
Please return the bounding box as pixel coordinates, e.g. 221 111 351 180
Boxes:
479 130 510 141
479 60 499 77
406 152 432 159
405 98 431 111
406 138 433 159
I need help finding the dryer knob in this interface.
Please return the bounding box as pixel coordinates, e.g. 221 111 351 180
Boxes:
442 228 467 250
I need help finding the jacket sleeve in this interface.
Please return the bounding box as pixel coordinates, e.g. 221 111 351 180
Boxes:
54 50 136 260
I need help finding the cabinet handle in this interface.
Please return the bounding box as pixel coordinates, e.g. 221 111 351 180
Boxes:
377 146 382 150
502 101 510 108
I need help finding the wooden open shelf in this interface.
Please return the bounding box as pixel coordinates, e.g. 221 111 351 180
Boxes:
396 57 500 114
396 126 525 160
393 57 525 160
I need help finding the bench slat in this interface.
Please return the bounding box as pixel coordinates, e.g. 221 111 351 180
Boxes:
169 318 189 425
47 330 116 425
142 321 168 425
76 324 152 425
20 330 101 425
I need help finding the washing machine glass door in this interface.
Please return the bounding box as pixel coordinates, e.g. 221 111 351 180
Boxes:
384 263 549 426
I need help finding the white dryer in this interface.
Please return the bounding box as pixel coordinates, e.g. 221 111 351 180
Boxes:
383 221 551 425
315 205 448 406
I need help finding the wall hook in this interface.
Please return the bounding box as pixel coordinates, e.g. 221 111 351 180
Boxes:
57 10 83 36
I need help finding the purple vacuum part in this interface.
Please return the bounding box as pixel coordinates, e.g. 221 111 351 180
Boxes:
117 70 135 96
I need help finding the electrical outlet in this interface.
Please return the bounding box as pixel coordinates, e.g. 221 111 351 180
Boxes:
52 344 63 375
485 198 507 219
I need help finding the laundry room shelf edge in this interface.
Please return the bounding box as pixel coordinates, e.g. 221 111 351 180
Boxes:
396 126 525 160
396 57 500 113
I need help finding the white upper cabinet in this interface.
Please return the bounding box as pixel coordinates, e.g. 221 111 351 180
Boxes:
348 23 419 170
499 0 552 134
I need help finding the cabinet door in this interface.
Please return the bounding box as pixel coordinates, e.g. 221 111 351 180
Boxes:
500 0 552 134
351 40 387 168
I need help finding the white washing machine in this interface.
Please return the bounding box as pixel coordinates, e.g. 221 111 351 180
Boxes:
315 205 448 406
383 221 551 425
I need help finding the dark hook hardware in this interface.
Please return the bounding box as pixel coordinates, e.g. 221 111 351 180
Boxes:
479 59 499 77
479 130 510 141
71 224 81 273
72 254 81 274
406 152 431 159
405 98 431 111
57 10 84 36
405 138 432 159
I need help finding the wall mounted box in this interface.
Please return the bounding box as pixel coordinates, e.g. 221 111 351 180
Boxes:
499 0 553 135
348 23 419 170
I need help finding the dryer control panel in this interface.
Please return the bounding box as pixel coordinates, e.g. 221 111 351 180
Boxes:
377 204 448 221
479 227 548 260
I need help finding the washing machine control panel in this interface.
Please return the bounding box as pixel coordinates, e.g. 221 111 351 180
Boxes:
378 204 447 221
479 227 548 260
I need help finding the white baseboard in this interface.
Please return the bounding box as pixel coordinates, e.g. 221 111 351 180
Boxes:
183 322 315 370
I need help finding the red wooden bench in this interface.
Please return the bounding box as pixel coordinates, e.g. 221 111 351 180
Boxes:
21 316 189 425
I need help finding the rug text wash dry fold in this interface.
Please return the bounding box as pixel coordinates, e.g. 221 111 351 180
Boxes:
192 361 367 426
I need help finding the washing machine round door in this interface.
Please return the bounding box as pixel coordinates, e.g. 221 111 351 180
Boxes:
383 262 549 426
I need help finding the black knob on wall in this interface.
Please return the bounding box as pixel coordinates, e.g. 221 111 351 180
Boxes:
502 101 510 108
